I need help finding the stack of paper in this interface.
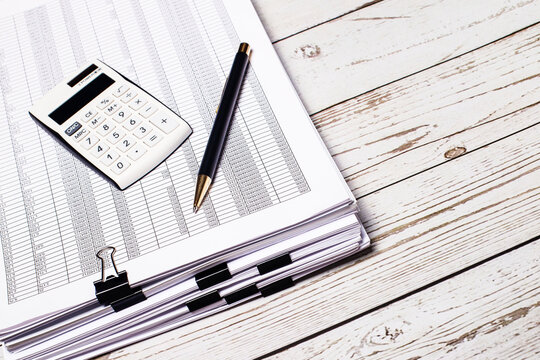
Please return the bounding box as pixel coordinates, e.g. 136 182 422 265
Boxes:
0 0 369 359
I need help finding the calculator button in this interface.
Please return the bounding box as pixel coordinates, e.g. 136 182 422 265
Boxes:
121 90 137 103
150 112 179 134
81 108 97 122
104 103 121 116
65 122 81 136
113 109 132 123
144 133 162 147
73 128 89 142
133 124 152 139
106 128 126 144
113 84 129 97
127 143 147 160
81 133 99 150
88 114 105 129
97 121 115 136
111 158 131 174
129 96 147 111
90 142 109 158
101 150 119 166
123 115 142 131
117 135 136 152
139 103 158 118
96 96 113 109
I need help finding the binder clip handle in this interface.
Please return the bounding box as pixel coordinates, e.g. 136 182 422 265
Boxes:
96 246 120 282
94 246 146 312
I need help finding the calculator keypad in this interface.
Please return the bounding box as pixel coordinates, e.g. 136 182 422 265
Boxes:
65 81 180 182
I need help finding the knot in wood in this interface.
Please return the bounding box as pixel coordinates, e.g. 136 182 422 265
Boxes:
444 146 467 159
296 44 321 58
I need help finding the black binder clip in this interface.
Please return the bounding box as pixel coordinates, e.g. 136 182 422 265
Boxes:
93 246 146 312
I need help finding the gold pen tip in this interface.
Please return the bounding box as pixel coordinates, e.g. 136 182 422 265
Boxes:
193 175 212 213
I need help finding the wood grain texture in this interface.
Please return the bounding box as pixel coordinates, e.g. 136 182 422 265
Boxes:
251 0 376 41
104 116 540 359
273 0 540 113
268 240 540 360
313 24 540 198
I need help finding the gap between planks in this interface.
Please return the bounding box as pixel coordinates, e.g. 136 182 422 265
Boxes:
252 0 382 43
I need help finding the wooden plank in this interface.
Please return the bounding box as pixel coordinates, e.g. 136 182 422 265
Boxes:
251 0 374 42
105 117 540 360
272 0 540 113
268 240 540 360
312 24 540 197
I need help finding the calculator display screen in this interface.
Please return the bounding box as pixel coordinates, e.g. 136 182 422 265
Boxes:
49 73 115 125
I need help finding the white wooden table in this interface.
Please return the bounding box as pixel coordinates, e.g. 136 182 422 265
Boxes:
95 0 539 359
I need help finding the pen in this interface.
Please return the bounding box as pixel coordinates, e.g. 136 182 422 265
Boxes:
193 42 252 213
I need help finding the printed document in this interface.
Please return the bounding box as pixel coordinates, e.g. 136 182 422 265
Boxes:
0 0 355 331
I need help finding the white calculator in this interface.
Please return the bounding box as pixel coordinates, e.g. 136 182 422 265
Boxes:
29 59 192 190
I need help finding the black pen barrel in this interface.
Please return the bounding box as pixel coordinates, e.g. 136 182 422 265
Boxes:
199 46 250 179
